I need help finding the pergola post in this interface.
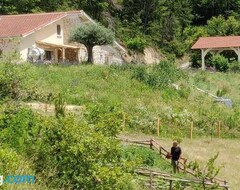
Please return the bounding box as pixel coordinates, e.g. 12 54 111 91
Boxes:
201 49 211 70
62 48 65 62
54 49 58 63
201 49 205 70
231 47 240 62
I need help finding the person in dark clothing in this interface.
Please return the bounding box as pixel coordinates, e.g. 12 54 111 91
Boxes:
170 141 182 173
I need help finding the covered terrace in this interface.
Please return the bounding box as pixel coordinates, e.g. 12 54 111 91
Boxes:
191 36 240 70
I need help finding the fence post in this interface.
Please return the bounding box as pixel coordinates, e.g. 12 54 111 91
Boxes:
122 112 126 129
190 121 193 140
159 146 162 155
45 103 48 112
150 171 153 190
150 139 153 150
218 121 221 138
169 180 173 190
157 118 160 137
184 159 187 172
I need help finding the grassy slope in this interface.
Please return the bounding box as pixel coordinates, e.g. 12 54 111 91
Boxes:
5 63 240 189
24 64 240 137
26 64 240 189
190 70 240 106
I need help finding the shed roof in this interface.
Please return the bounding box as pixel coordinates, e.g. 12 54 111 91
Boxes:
0 11 82 38
191 36 240 49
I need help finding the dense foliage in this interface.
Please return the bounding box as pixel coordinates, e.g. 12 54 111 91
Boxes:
0 58 239 188
3 0 240 61
0 103 133 189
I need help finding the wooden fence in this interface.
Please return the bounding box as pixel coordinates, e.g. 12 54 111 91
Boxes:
122 115 224 139
136 167 229 190
117 137 229 189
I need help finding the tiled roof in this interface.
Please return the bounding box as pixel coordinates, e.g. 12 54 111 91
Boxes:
0 11 81 38
191 36 240 49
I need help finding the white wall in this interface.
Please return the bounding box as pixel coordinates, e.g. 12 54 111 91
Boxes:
19 20 64 61
11 15 123 64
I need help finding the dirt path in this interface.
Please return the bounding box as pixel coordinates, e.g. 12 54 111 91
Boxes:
25 102 84 114
119 132 239 190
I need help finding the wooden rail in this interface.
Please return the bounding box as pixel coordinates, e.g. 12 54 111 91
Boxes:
136 168 229 190
117 137 229 189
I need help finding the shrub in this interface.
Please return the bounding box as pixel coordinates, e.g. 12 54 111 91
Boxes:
0 102 133 189
54 93 66 118
0 105 37 153
189 50 201 68
229 61 240 73
126 37 147 53
132 60 188 89
211 54 229 72
35 116 133 190
216 85 229 97
0 63 23 100
162 40 186 58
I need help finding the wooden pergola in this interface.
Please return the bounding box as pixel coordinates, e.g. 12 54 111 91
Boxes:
36 41 80 63
191 36 240 70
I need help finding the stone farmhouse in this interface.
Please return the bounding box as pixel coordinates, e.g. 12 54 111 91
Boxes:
0 10 127 64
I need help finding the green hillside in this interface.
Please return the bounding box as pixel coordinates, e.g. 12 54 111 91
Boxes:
2 1 240 189
0 61 238 189
2 62 240 138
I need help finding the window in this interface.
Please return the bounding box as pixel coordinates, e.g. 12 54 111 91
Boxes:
57 25 61 36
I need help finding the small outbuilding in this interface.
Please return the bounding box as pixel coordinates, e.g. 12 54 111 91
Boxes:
191 36 240 70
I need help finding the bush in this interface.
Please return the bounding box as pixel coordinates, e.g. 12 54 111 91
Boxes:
132 60 188 89
229 61 240 73
122 146 171 172
34 116 133 190
190 50 201 68
162 40 186 58
0 63 23 100
0 105 38 153
126 37 147 53
211 54 229 72
0 103 134 189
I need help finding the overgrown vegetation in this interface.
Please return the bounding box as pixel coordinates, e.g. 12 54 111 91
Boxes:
1 61 240 139
0 103 134 189
0 56 239 188
1 1 240 188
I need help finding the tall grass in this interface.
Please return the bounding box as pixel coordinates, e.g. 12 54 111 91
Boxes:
1 62 240 138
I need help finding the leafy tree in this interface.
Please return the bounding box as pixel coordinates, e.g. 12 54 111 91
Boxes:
69 23 114 63
206 16 226 36
73 0 109 20
38 0 67 12
224 16 240 35
0 0 41 14
190 0 240 25
121 0 160 33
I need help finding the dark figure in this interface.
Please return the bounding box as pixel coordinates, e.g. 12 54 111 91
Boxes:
171 141 182 173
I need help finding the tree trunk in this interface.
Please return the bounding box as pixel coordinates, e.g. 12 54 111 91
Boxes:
87 46 94 64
